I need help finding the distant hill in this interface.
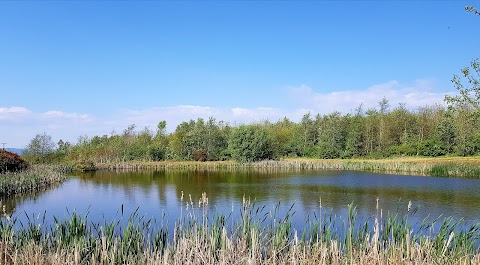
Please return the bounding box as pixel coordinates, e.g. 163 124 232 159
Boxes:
5 148 24 155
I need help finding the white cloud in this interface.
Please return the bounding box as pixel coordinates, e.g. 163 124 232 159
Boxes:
0 107 95 147
40 111 91 121
0 106 31 115
118 105 306 132
0 107 32 121
289 79 449 113
0 79 454 147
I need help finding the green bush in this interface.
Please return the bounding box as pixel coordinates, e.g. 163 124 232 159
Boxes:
417 140 446 157
228 125 274 162
389 144 417 156
147 146 165 161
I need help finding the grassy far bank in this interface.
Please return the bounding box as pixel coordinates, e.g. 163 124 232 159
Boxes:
94 156 480 179
2 155 479 209
1 196 479 264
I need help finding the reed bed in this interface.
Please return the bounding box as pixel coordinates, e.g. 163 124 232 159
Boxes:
1 195 479 264
96 157 480 178
0 165 66 197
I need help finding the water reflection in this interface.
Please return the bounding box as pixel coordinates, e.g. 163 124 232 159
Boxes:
2 169 480 229
0 183 61 215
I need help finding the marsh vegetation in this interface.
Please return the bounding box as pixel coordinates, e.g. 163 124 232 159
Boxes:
0 165 66 197
1 195 479 264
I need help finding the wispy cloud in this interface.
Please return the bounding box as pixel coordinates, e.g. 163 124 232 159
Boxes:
0 104 312 147
0 108 95 147
0 107 32 121
40 111 92 121
288 79 449 113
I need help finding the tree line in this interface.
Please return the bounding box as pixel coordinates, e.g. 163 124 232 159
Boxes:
22 58 480 164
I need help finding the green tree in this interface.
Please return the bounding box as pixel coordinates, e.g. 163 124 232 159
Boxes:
363 108 380 155
268 117 300 157
156 121 167 139
228 125 274 162
445 59 480 110
344 106 365 157
378 97 390 152
315 112 346 158
23 133 56 164
203 117 228 160
436 108 456 153
445 59 480 155
300 113 318 156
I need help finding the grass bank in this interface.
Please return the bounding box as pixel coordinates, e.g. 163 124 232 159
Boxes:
96 156 480 178
0 165 67 197
1 196 479 264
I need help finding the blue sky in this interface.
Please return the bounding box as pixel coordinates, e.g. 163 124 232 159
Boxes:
1 1 479 147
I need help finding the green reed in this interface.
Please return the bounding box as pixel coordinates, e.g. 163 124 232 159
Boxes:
0 165 66 197
0 196 479 264
96 159 480 179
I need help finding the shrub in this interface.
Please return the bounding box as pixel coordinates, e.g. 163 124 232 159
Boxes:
192 149 208 162
229 125 274 162
148 146 165 161
417 140 446 157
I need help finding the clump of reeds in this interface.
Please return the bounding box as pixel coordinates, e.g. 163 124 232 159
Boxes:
0 165 66 197
1 194 479 264
94 158 480 178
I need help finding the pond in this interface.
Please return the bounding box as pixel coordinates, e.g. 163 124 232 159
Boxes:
2 169 480 231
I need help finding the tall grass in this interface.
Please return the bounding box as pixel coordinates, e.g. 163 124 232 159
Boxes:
0 165 66 197
96 158 480 178
1 195 479 264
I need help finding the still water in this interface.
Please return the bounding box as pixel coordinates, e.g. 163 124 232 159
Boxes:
2 169 480 229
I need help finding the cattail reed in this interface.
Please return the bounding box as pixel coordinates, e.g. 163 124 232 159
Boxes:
0 195 479 264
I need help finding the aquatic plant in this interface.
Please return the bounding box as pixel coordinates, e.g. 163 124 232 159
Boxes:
94 157 480 179
0 165 66 197
0 195 479 264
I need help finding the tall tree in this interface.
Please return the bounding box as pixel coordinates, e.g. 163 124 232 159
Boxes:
300 113 318 156
23 133 56 164
344 106 365 157
378 97 390 152
445 59 480 155
315 112 346 158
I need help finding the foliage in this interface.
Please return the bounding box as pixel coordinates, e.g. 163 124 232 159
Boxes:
465 5 480 16
417 139 446 157
23 133 56 164
445 58 480 110
1 199 479 264
229 125 274 162
147 146 164 161
25 56 480 165
0 165 65 197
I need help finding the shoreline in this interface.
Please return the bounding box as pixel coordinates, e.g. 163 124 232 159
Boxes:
93 157 480 178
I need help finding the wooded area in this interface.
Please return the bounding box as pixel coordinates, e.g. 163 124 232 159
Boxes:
21 98 480 164
21 58 480 164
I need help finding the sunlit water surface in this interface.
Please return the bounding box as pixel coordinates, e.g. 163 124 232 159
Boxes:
2 169 480 231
